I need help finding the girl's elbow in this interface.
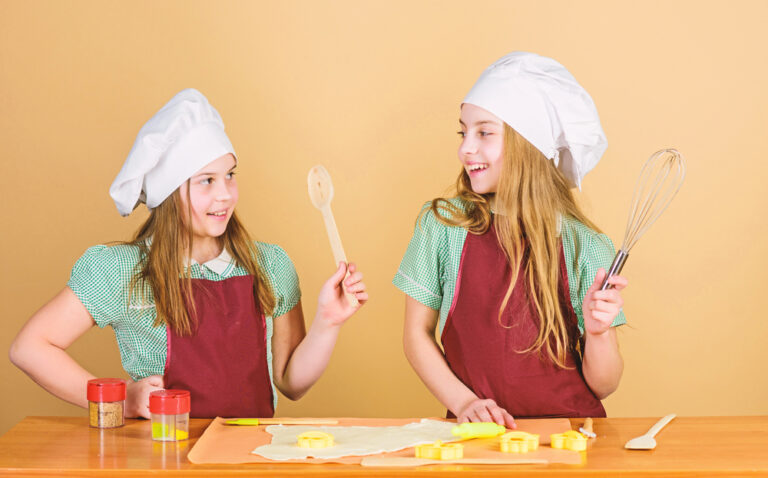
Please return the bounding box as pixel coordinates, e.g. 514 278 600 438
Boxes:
273 375 308 401
594 384 618 400
592 374 622 400
277 384 306 401
9 336 32 370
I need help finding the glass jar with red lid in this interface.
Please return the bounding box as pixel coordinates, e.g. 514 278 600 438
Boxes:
87 378 126 428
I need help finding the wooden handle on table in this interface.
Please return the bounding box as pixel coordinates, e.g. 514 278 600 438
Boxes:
361 457 548 467
259 418 339 425
224 418 340 426
647 414 676 438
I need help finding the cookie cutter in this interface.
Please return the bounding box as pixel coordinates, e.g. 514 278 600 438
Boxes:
414 440 464 460
499 431 540 453
550 430 587 451
297 431 335 448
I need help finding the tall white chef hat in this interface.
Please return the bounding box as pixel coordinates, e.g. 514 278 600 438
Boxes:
463 52 607 188
109 88 235 216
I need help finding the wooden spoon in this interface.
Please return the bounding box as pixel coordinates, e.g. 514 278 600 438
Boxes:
307 165 358 307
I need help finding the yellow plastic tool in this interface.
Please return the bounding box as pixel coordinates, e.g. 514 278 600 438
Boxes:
550 430 587 451
499 431 539 453
297 431 335 448
414 440 464 460
451 422 506 439
224 418 339 426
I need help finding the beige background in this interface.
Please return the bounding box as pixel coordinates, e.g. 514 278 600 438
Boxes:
1 0 767 435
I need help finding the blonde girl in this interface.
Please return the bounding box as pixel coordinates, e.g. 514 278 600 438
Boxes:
11 89 368 418
395 53 626 426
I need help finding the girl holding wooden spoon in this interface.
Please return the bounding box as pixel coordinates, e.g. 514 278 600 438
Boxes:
395 52 627 427
10 89 368 419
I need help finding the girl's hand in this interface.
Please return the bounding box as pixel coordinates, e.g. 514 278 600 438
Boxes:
583 268 627 337
316 262 368 327
125 375 164 419
456 398 516 428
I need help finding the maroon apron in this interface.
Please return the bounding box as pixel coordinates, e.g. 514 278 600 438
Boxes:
441 224 606 418
163 274 274 418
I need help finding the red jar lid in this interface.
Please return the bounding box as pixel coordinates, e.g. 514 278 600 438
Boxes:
87 378 126 402
149 389 191 414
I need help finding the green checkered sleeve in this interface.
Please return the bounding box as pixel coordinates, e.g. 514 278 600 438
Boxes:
561 217 627 333
67 246 131 328
393 203 448 311
258 243 301 318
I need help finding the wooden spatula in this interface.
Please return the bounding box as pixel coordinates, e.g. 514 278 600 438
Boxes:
307 165 358 307
624 414 676 450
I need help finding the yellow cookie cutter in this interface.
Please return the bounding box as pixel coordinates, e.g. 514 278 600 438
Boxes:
297 431 335 448
499 431 540 453
414 440 464 460
550 430 587 451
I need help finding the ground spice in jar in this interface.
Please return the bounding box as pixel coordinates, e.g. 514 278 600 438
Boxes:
87 378 126 428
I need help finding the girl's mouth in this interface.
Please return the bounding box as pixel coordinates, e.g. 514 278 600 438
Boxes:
207 210 228 218
467 163 489 176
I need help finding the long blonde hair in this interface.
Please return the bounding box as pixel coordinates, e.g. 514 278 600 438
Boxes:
429 125 600 368
127 184 275 336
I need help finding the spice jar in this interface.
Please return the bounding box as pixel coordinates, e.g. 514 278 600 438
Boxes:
149 389 191 441
87 378 126 428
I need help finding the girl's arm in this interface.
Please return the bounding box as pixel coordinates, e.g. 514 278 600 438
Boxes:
9 288 97 408
403 296 516 428
581 268 627 399
271 262 367 400
9 287 164 418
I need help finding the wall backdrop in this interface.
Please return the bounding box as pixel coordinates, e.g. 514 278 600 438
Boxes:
2 0 767 434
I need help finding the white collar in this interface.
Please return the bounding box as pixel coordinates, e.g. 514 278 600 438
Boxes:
144 237 235 275
189 247 234 275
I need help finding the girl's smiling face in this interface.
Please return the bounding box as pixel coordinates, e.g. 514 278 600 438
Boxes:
180 153 238 246
458 104 505 194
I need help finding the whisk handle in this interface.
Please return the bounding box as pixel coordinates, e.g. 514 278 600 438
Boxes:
600 249 629 291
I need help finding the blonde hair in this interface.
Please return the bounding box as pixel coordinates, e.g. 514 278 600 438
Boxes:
429 124 600 368
127 183 275 336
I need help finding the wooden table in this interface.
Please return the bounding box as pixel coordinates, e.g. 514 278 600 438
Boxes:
0 416 767 476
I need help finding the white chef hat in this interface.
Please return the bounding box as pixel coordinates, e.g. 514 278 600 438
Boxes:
109 88 235 216
463 52 607 188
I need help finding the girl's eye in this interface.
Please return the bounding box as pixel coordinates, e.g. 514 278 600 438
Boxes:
200 178 212 185
479 131 492 137
457 131 466 138
226 172 235 179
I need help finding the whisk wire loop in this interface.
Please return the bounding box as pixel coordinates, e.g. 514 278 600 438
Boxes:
600 149 685 291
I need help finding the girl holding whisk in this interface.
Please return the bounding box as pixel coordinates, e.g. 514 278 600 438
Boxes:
394 52 627 427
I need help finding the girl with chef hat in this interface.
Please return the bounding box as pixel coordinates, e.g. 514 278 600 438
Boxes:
10 88 368 418
394 52 627 426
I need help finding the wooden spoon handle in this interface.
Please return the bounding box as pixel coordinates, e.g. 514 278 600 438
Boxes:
321 205 346 264
321 205 358 307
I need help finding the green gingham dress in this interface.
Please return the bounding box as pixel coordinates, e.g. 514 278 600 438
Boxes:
67 241 301 409
393 199 627 336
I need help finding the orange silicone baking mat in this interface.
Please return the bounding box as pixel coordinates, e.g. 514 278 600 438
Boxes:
187 417 581 465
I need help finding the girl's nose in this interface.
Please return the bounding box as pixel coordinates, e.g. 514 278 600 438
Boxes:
215 181 233 201
459 137 477 156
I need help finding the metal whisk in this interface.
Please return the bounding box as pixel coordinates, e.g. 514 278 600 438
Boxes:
600 149 686 290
